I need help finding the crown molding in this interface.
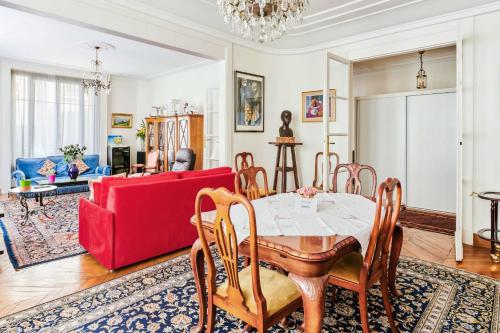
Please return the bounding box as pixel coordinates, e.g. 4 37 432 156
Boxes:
289 0 425 36
353 53 456 75
82 1 500 55
143 59 213 79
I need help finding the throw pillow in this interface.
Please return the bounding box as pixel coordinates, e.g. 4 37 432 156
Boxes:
55 161 68 176
74 159 90 174
37 159 56 176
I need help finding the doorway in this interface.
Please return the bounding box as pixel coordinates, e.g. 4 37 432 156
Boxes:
353 46 458 235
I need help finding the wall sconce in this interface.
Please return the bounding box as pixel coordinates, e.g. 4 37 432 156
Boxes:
416 50 427 89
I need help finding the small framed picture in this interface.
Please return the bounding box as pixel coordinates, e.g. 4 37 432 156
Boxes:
111 113 133 128
234 71 264 132
301 89 336 122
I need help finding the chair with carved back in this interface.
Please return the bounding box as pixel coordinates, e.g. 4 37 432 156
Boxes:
327 178 402 333
235 166 270 201
332 163 377 201
312 151 340 190
235 152 255 172
129 150 159 176
194 187 303 332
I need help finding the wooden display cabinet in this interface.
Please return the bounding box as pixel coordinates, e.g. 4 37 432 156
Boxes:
145 114 204 171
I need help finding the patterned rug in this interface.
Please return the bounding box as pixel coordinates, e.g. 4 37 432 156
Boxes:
0 253 497 332
0 192 87 269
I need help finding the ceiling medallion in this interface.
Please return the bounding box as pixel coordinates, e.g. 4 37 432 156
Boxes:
79 41 114 96
217 0 309 43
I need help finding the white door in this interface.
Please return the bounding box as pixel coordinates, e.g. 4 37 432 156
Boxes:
406 93 457 213
357 96 407 200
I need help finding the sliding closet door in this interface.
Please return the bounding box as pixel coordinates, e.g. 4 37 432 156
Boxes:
406 92 457 212
357 97 406 199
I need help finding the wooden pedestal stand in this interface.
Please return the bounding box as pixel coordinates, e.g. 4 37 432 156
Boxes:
269 141 302 193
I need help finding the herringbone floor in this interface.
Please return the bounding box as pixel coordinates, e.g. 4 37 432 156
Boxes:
0 225 497 318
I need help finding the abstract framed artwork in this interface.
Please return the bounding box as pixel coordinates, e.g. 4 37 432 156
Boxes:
234 71 264 132
111 113 133 128
301 89 337 122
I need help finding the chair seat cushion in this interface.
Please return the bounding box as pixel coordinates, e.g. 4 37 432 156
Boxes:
216 266 301 316
328 252 363 283
258 188 276 197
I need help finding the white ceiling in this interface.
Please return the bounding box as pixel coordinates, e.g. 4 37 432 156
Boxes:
118 0 499 49
0 6 211 79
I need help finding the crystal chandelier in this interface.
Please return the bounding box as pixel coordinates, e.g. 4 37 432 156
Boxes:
81 45 112 96
217 0 309 43
416 50 427 89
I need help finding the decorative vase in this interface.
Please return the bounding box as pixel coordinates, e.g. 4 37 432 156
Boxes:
68 163 79 180
48 174 56 183
19 179 31 192
136 137 145 152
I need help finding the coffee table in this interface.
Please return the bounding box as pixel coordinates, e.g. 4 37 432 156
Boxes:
37 178 89 188
8 185 58 225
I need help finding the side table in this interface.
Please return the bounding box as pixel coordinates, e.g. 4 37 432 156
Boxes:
477 191 500 263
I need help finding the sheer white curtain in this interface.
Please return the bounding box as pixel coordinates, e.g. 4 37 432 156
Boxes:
12 70 100 159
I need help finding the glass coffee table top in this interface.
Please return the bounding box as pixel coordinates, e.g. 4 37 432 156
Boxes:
9 185 58 194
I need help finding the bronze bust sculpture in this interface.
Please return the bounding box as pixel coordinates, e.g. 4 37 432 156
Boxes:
279 110 294 137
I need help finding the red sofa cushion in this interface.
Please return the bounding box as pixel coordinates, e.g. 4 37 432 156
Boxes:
178 166 232 179
100 172 179 208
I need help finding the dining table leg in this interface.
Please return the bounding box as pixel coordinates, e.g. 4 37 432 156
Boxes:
190 239 207 333
288 273 329 333
389 224 403 297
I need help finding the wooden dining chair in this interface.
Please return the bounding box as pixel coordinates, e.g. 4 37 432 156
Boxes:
235 166 270 201
332 163 377 201
194 187 303 332
312 151 340 190
129 150 159 176
235 152 255 171
327 178 402 333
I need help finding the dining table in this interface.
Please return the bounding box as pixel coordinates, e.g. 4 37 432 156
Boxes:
190 193 403 333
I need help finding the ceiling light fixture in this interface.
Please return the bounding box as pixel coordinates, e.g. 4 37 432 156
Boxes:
80 41 114 96
416 50 427 89
217 0 309 43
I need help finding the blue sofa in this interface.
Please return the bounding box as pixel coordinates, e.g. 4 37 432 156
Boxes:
12 154 110 194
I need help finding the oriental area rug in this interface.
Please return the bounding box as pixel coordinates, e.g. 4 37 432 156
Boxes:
0 254 497 332
0 192 87 269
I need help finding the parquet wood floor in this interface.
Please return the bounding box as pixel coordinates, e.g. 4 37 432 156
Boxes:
0 224 498 318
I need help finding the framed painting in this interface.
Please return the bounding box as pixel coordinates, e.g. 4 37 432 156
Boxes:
234 71 264 132
301 89 337 122
111 113 133 128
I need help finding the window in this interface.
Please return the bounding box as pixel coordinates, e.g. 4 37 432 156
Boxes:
12 70 100 159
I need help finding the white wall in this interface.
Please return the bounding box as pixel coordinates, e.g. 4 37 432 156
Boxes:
232 47 350 191
353 46 456 97
472 10 500 240
107 76 142 164
0 58 108 192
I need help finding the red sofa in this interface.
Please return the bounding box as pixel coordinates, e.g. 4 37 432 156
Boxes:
79 167 234 270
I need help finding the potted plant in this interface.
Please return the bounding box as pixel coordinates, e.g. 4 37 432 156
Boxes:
46 169 56 183
136 120 146 152
60 144 87 180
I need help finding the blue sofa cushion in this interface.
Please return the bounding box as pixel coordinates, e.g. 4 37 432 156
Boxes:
55 161 68 176
16 158 47 180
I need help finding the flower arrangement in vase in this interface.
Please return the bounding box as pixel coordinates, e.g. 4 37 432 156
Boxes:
60 144 87 180
136 120 146 152
296 186 318 198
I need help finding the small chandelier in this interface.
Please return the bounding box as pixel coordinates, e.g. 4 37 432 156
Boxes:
416 50 427 89
217 0 309 43
81 43 113 96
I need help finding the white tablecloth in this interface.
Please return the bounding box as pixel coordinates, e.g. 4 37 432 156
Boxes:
201 192 376 256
